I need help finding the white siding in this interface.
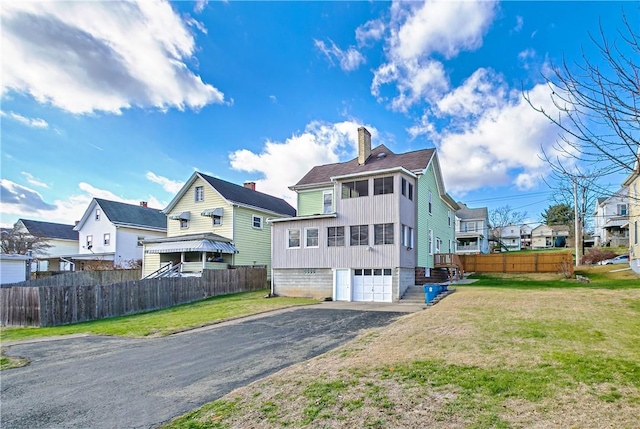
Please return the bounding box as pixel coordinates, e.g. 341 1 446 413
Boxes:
116 227 165 267
0 258 28 284
77 204 117 255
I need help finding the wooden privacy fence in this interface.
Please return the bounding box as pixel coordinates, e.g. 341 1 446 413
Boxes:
3 269 142 288
1 266 267 327
459 252 574 275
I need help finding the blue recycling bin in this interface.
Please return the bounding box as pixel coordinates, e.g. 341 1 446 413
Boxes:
423 284 437 303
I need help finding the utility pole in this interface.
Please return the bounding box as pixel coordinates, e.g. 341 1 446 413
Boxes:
573 178 580 266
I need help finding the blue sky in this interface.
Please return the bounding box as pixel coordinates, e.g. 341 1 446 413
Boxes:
0 1 633 228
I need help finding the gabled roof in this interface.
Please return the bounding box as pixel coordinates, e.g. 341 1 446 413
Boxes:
17 219 78 241
293 144 435 187
75 199 167 231
164 172 296 217
456 203 488 221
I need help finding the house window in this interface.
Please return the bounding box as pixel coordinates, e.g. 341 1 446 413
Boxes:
137 236 144 247
374 223 394 245
408 183 413 201
401 178 407 196
342 179 368 198
323 191 333 214
252 215 263 229
448 210 452 227
212 215 222 226
327 226 345 247
402 224 414 248
104 233 110 246
195 186 204 202
373 177 393 195
350 225 369 246
305 228 319 248
618 204 628 216
287 229 300 248
86 235 93 248
428 229 434 255
428 191 432 214
436 237 442 254
180 219 189 229
635 221 638 245
95 209 101 221
464 222 476 232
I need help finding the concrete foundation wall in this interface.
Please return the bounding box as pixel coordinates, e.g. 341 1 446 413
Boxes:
272 268 333 299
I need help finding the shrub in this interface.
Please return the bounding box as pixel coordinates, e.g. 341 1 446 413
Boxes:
581 248 618 265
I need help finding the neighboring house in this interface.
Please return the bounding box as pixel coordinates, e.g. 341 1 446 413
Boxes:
64 199 167 270
13 219 78 272
500 224 522 251
142 172 295 278
455 203 490 254
268 126 458 303
520 224 533 249
623 157 640 274
0 254 31 285
531 224 570 249
593 188 629 247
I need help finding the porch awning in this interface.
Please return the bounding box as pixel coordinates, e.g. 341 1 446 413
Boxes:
201 208 223 217
168 211 190 220
605 219 628 228
145 239 237 254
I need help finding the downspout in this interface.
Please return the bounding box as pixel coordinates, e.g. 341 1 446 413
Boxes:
270 219 274 297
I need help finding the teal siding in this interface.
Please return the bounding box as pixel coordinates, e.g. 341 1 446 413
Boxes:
416 163 455 268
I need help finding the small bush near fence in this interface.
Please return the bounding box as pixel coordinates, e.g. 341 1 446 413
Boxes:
459 252 574 276
1 267 266 327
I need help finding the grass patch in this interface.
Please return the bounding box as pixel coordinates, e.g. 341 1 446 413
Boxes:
164 398 241 429
0 290 317 342
0 351 29 370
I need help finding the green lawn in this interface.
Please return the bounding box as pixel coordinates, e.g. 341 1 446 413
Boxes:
0 290 317 343
163 272 640 429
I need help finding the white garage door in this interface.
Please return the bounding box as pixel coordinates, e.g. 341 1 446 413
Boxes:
352 268 392 302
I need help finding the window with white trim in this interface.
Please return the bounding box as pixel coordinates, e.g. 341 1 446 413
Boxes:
327 226 345 247
402 225 414 248
436 237 441 254
350 225 369 246
180 219 189 229
408 183 413 201
212 215 222 226
86 235 93 248
252 215 263 229
95 209 101 221
137 236 144 247
618 204 628 216
428 191 433 214
287 229 300 248
374 223 394 245
342 180 368 198
373 177 393 195
323 191 333 214
305 228 319 247
401 178 407 196
195 186 204 202
428 229 433 255
448 210 452 227
104 233 110 246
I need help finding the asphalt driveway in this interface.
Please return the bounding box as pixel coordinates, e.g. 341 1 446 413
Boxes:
1 306 407 429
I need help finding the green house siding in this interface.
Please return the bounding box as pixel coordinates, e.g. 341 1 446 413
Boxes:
232 207 276 276
297 188 332 216
416 164 455 268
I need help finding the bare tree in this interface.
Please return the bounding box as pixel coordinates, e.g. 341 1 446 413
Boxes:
525 12 639 182
489 205 527 248
1 225 52 255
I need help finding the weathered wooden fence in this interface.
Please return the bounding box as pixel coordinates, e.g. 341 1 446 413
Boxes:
459 252 574 275
1 267 267 327
3 269 142 288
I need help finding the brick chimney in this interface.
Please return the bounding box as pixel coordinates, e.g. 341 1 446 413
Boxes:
243 182 256 191
140 201 148 208
357 127 371 165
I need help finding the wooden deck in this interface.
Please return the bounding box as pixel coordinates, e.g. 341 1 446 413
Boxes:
434 253 464 282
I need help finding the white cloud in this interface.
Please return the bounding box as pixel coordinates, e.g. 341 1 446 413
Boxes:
145 171 185 194
21 172 50 189
355 19 385 47
371 0 498 111
194 0 209 14
0 180 166 227
269 95 277 104
513 16 524 33
314 39 366 72
1 1 225 114
229 121 377 206
0 110 49 128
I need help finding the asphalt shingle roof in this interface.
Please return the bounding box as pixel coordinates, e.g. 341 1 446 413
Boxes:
95 199 167 230
294 144 435 186
198 174 296 217
18 219 78 240
455 203 488 220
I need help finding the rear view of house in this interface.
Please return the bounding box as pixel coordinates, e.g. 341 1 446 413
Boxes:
269 126 458 302
455 204 489 254
12 219 78 272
